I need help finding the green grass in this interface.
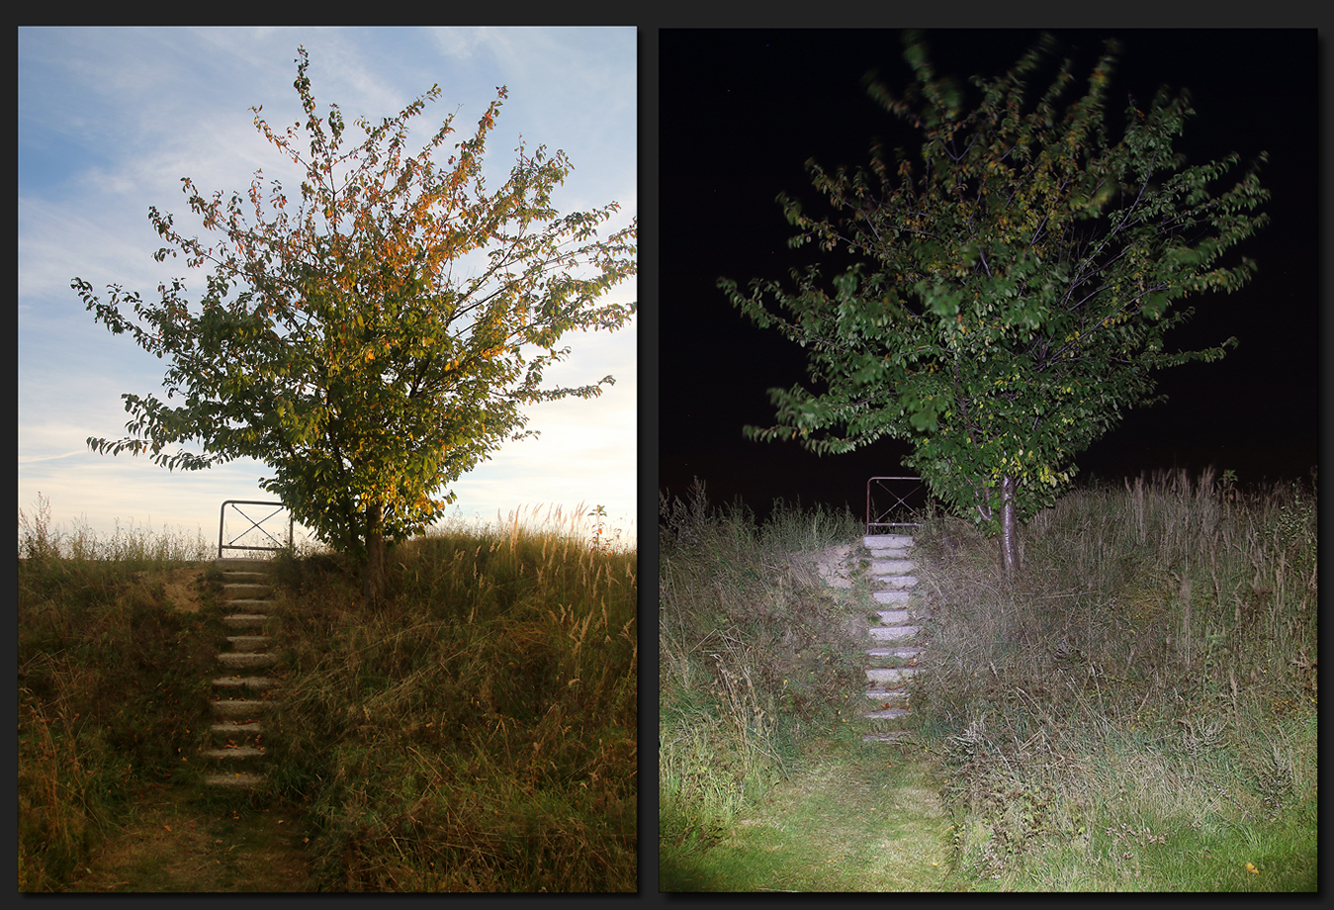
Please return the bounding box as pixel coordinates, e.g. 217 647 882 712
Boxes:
18 497 636 893
659 483 872 851
661 731 952 891
658 469 1317 892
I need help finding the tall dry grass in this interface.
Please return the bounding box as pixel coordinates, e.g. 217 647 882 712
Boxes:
907 467 1317 886
18 495 218 891
656 469 1315 890
18 497 635 893
265 505 637 892
658 481 868 846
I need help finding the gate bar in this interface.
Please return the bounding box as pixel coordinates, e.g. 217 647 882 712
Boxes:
218 500 293 558
866 476 930 535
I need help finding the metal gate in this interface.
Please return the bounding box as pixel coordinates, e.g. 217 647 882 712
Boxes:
218 500 293 558
866 476 931 535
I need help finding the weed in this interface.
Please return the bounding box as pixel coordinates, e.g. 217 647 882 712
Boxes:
18 498 635 892
659 469 1316 892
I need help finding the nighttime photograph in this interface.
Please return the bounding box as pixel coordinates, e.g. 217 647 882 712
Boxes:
658 29 1317 891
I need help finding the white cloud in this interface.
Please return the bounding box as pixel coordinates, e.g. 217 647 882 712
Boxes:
18 26 637 552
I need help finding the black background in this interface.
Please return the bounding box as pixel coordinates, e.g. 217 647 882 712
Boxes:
658 28 1318 524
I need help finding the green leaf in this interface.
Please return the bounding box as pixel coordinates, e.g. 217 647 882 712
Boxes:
726 28 1263 543
74 47 637 582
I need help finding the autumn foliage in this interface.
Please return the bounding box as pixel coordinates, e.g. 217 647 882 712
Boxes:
73 47 636 599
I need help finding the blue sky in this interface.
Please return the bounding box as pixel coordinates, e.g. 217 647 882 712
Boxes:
18 26 637 552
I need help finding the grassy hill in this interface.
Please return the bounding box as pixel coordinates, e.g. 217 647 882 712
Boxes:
658 469 1316 891
18 500 636 892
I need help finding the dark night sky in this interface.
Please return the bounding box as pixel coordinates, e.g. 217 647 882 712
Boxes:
658 28 1319 524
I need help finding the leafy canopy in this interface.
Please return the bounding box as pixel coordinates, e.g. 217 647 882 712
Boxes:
73 46 636 554
720 31 1267 533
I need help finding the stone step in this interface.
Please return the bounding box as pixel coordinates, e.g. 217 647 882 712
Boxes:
217 652 278 669
875 609 916 624
212 676 279 691
216 573 271 587
213 557 276 572
212 698 277 718
867 667 919 686
210 721 264 738
864 534 914 549
201 746 266 761
221 599 276 611
225 635 272 653
873 590 913 605
869 625 921 641
859 533 925 744
864 707 912 721
222 583 272 600
221 614 271 631
206 558 277 791
867 646 923 660
203 771 265 789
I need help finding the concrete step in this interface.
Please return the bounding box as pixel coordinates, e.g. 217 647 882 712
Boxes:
225 635 272 653
859 535 924 741
875 609 916 624
210 721 264 739
870 559 916 575
212 698 278 719
213 676 279 691
216 574 270 587
868 646 923 660
222 583 272 600
221 614 272 631
873 590 913 605
213 557 277 572
867 667 919 686
218 652 278 669
866 687 910 703
864 534 915 549
203 771 265 789
201 746 266 761
869 624 921 641
205 557 278 791
864 707 912 721
220 599 277 612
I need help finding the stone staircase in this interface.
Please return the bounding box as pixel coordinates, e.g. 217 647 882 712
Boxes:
202 557 281 790
860 533 925 743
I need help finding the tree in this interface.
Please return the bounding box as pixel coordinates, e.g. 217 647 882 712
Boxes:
719 31 1267 574
72 47 636 602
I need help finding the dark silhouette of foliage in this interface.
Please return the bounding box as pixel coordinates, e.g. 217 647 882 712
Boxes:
721 31 1266 572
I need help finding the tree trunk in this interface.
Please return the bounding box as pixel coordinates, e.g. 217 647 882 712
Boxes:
362 499 385 605
998 473 1020 576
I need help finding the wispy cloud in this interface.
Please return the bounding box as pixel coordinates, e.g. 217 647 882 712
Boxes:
18 26 637 550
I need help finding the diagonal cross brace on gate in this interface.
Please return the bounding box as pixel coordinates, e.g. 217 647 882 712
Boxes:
218 500 293 558
866 476 931 535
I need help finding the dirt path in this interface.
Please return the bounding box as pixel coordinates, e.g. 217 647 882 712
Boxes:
61 783 316 892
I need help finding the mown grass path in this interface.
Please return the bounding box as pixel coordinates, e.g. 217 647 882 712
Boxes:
661 533 956 892
60 784 314 893
660 734 953 891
